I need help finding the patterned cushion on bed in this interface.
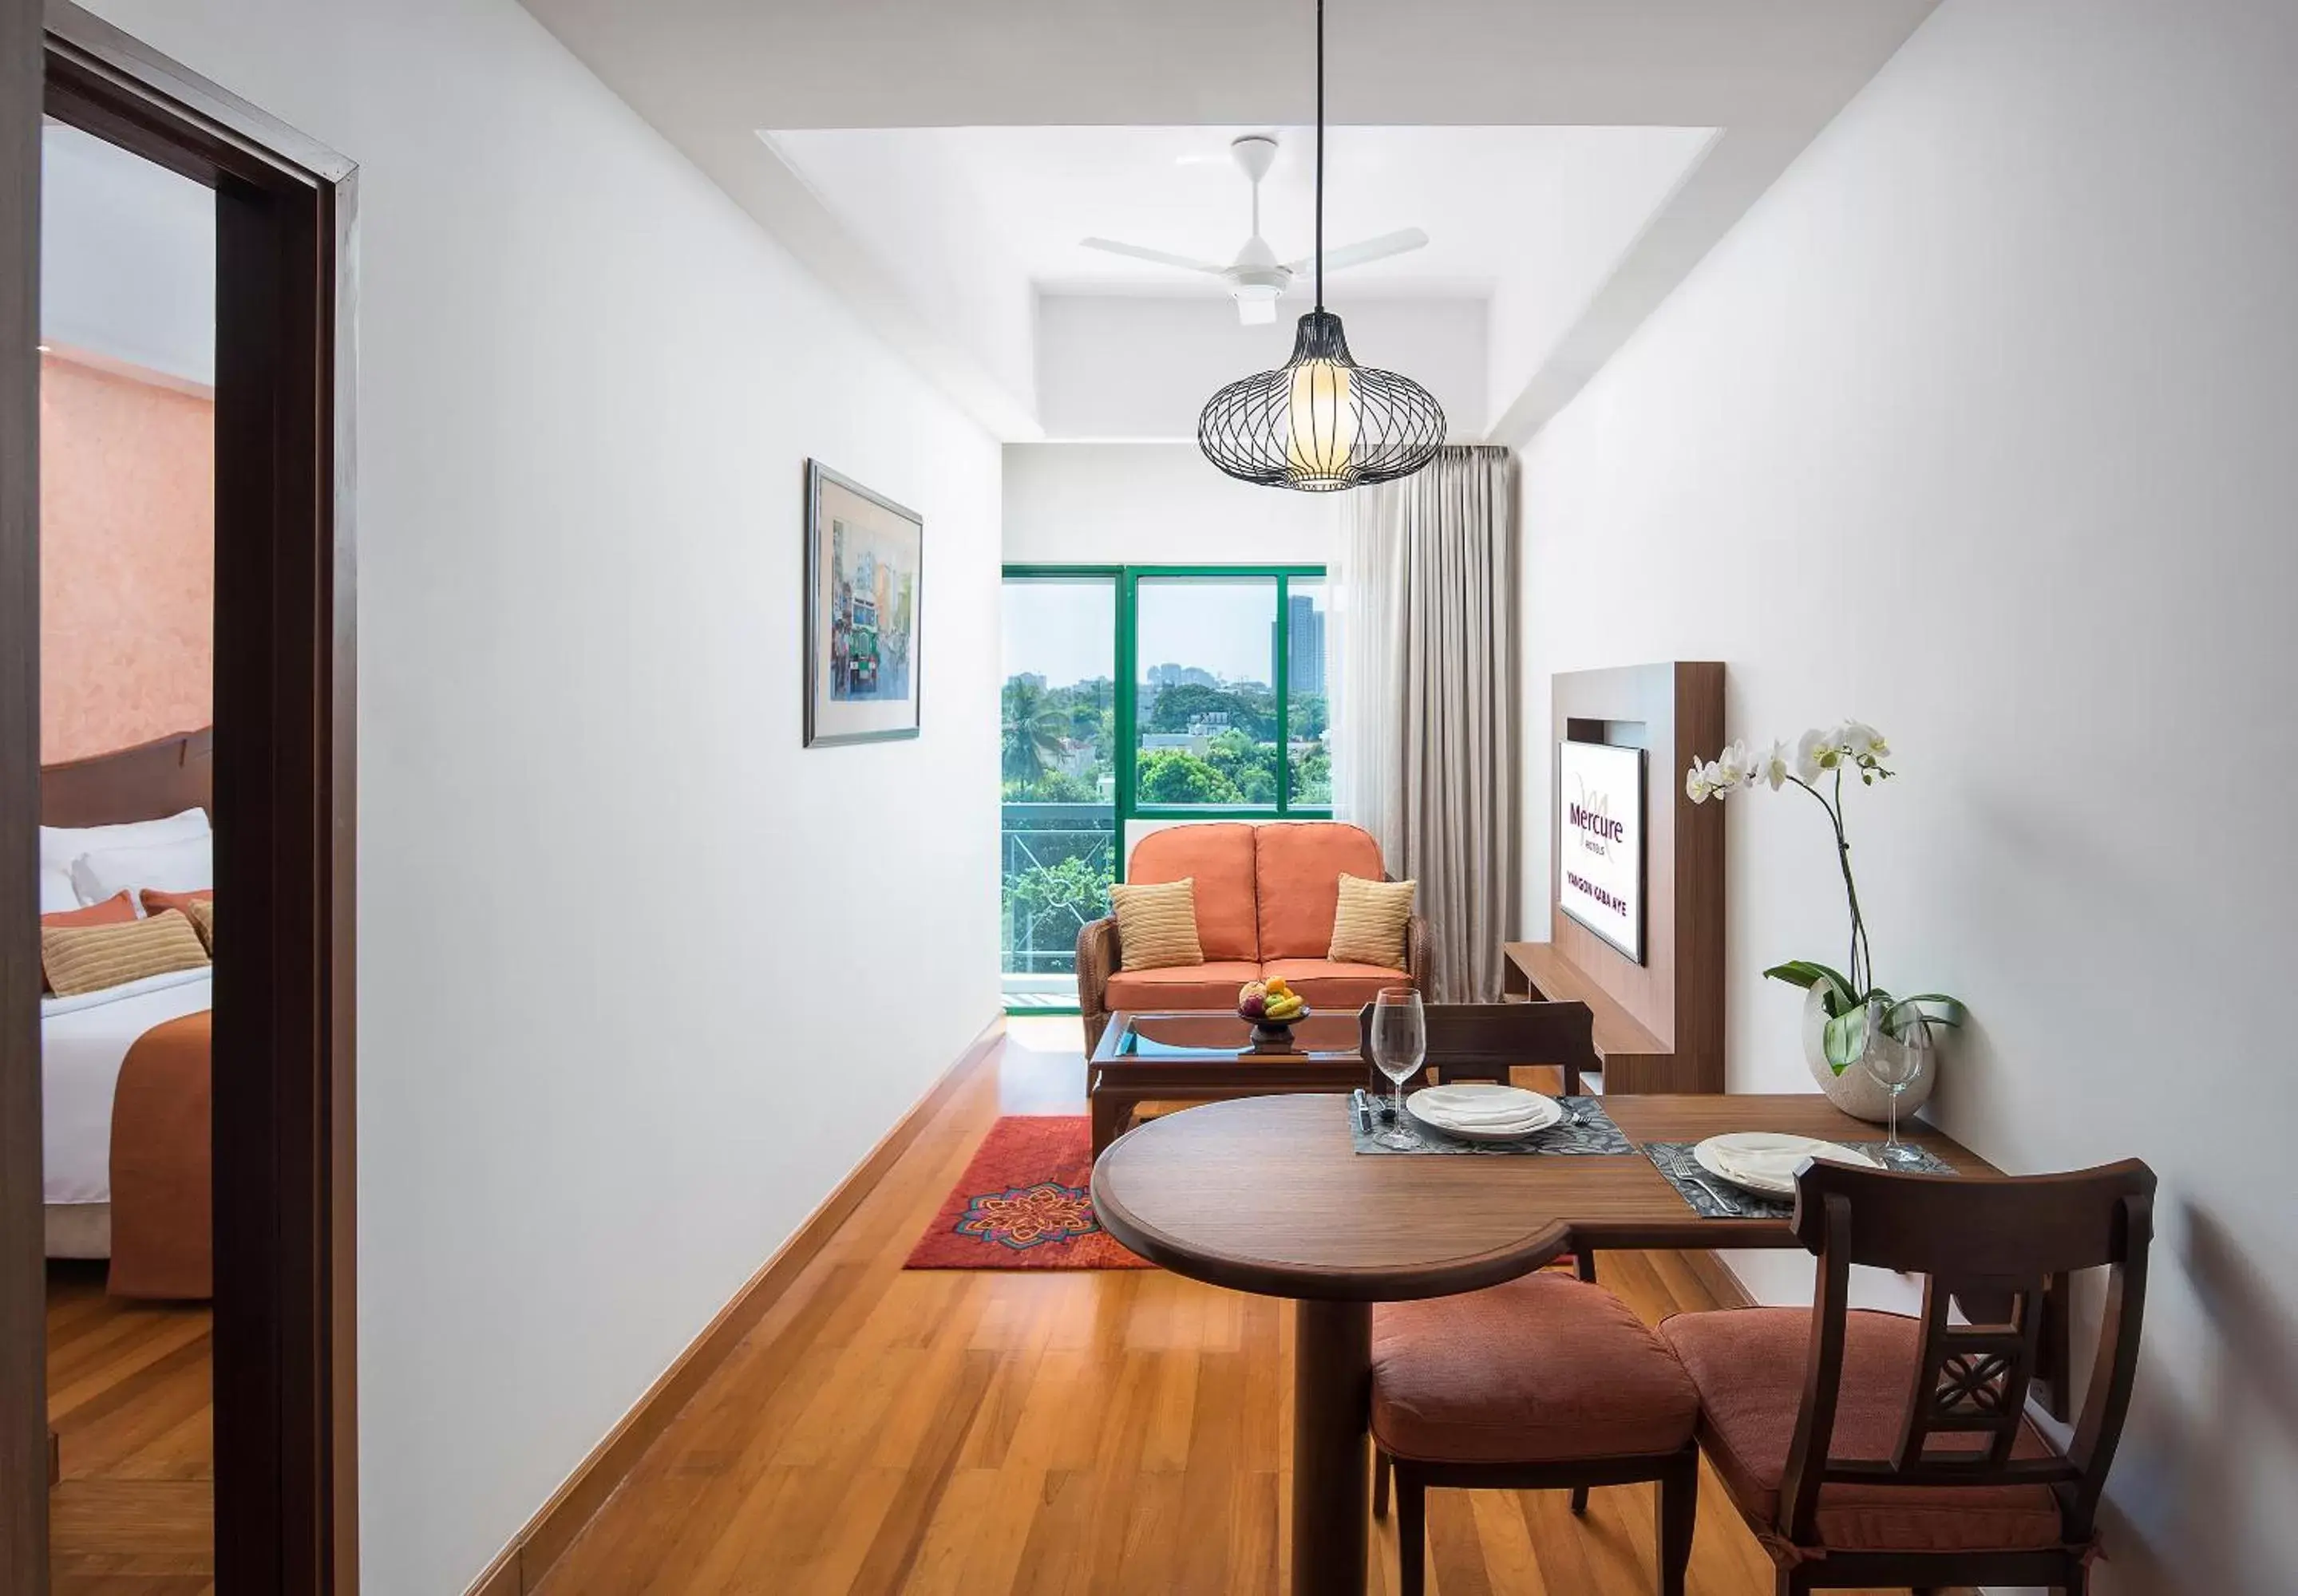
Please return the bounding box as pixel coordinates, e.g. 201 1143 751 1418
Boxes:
141 889 215 953
41 909 210 998
39 891 142 993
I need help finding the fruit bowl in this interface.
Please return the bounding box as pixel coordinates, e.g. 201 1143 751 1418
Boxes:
1237 979 1311 1050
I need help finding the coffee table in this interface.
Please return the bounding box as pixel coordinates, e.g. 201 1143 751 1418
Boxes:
1085 1009 1373 1156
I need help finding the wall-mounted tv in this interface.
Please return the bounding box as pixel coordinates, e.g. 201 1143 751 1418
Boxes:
1556 739 1646 965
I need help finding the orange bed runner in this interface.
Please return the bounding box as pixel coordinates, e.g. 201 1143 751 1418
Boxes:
106 1009 212 1300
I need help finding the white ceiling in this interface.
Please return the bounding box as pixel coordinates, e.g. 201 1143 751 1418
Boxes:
769 124 1716 302
519 0 1936 130
516 0 1943 442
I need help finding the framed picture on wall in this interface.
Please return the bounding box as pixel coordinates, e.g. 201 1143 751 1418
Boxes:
803 460 923 747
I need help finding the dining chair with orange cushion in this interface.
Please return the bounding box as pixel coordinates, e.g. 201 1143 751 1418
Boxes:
1370 1270 1701 1596
1657 1155 2154 1595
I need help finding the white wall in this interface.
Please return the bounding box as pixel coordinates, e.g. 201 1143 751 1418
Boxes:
1035 293 1487 442
765 127 1040 425
40 120 214 386
77 0 1003 1590
1517 2 2298 1590
1004 440 1339 566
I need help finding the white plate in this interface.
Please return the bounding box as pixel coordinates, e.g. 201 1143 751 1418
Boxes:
1406 1084 1564 1142
1692 1132 1880 1197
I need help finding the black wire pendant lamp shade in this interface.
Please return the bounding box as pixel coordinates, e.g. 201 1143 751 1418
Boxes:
1197 0 1445 492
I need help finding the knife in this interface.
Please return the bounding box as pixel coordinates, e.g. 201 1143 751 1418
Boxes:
1350 1089 1373 1136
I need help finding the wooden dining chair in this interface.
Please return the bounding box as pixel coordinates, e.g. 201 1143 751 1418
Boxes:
1370 1271 1702 1596
1359 996 1616 1546
1657 1156 2156 1594
1358 998 1600 1287
1355 998 1600 1096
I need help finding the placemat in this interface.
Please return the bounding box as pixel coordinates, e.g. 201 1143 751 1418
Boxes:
1349 1094 1632 1156
1643 1141 1960 1218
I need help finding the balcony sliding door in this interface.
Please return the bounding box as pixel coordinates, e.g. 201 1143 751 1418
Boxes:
999 571 1118 1004
999 564 1329 1010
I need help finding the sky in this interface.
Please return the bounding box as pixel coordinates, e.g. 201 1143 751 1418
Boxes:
1003 576 1324 689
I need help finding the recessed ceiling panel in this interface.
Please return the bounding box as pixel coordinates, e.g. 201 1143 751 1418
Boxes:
770 124 1714 309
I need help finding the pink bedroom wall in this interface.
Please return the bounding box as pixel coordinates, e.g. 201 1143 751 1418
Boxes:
38 350 215 764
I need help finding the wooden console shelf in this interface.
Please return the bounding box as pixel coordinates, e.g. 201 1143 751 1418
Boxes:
1501 942 1690 1092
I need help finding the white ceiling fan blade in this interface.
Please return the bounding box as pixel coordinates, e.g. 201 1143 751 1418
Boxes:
1235 296 1278 326
1284 227 1430 275
1079 237 1228 275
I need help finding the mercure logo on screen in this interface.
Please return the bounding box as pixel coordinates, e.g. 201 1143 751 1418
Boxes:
1567 801 1625 844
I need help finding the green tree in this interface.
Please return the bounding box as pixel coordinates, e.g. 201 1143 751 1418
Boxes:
1003 771 1097 804
1145 682 1275 741
1205 729 1280 804
1003 852 1115 972
1291 745 1332 805
1289 693 1328 742
1137 749 1243 805
1002 677 1068 786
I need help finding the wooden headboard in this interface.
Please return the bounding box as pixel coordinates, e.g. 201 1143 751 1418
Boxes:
41 727 213 828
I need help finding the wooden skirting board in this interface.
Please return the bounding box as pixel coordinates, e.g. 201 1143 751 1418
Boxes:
1677 1246 1753 1311
461 1017 1010 1596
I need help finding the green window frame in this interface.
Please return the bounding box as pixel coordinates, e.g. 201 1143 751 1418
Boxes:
1003 563 1333 867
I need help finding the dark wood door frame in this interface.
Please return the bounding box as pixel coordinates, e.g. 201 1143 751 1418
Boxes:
2 4 358 1590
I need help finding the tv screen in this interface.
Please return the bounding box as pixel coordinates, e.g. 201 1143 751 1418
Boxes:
1556 739 1646 964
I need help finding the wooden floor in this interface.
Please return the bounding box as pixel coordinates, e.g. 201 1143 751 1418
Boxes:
534 1017 1914 1595
44 1259 215 1595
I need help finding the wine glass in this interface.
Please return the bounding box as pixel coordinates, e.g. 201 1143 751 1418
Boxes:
1368 987 1426 1151
1861 1001 1932 1167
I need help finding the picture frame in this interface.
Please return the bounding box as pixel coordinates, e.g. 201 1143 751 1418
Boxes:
803 459 923 747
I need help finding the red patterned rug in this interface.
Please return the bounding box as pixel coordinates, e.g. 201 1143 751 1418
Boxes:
905 1116 1154 1270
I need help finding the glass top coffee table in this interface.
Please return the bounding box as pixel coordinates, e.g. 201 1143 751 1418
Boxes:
1086 1009 1372 1156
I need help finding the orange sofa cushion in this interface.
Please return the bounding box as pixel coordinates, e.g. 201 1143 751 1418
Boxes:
1129 824 1259 962
1253 822 1386 959
1104 960 1263 1012
1374 1273 1698 1464
1260 958 1409 1013
1658 1307 2066 1553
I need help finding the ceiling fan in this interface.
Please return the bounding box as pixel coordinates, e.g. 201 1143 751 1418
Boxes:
1079 133 1428 325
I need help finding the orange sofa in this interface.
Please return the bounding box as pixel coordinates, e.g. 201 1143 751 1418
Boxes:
1077 820 1434 1052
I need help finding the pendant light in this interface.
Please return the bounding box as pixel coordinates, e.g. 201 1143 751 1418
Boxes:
1197 0 1445 492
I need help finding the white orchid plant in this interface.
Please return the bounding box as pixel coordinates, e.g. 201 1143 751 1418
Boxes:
1687 723 1966 1073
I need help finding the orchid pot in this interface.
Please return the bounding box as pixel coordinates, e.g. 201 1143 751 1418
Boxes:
1687 722 1964 1125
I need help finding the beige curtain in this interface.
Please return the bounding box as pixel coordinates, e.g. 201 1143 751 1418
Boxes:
1331 446 1517 1001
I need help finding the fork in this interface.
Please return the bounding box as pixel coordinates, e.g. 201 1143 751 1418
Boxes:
1688 1175 1742 1215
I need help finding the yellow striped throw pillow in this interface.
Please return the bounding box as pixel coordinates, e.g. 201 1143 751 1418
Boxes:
41 907 211 998
1329 874 1415 968
1110 877 1205 971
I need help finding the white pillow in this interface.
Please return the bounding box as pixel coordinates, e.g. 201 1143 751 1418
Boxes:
41 808 210 878
39 868 80 915
69 832 212 906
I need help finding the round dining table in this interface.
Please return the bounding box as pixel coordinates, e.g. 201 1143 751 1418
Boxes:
1089 1088 1998 1596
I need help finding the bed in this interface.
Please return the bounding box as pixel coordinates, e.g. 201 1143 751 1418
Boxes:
40 728 216 1298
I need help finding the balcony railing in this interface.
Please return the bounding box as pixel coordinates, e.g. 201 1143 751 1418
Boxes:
1001 802 1115 979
